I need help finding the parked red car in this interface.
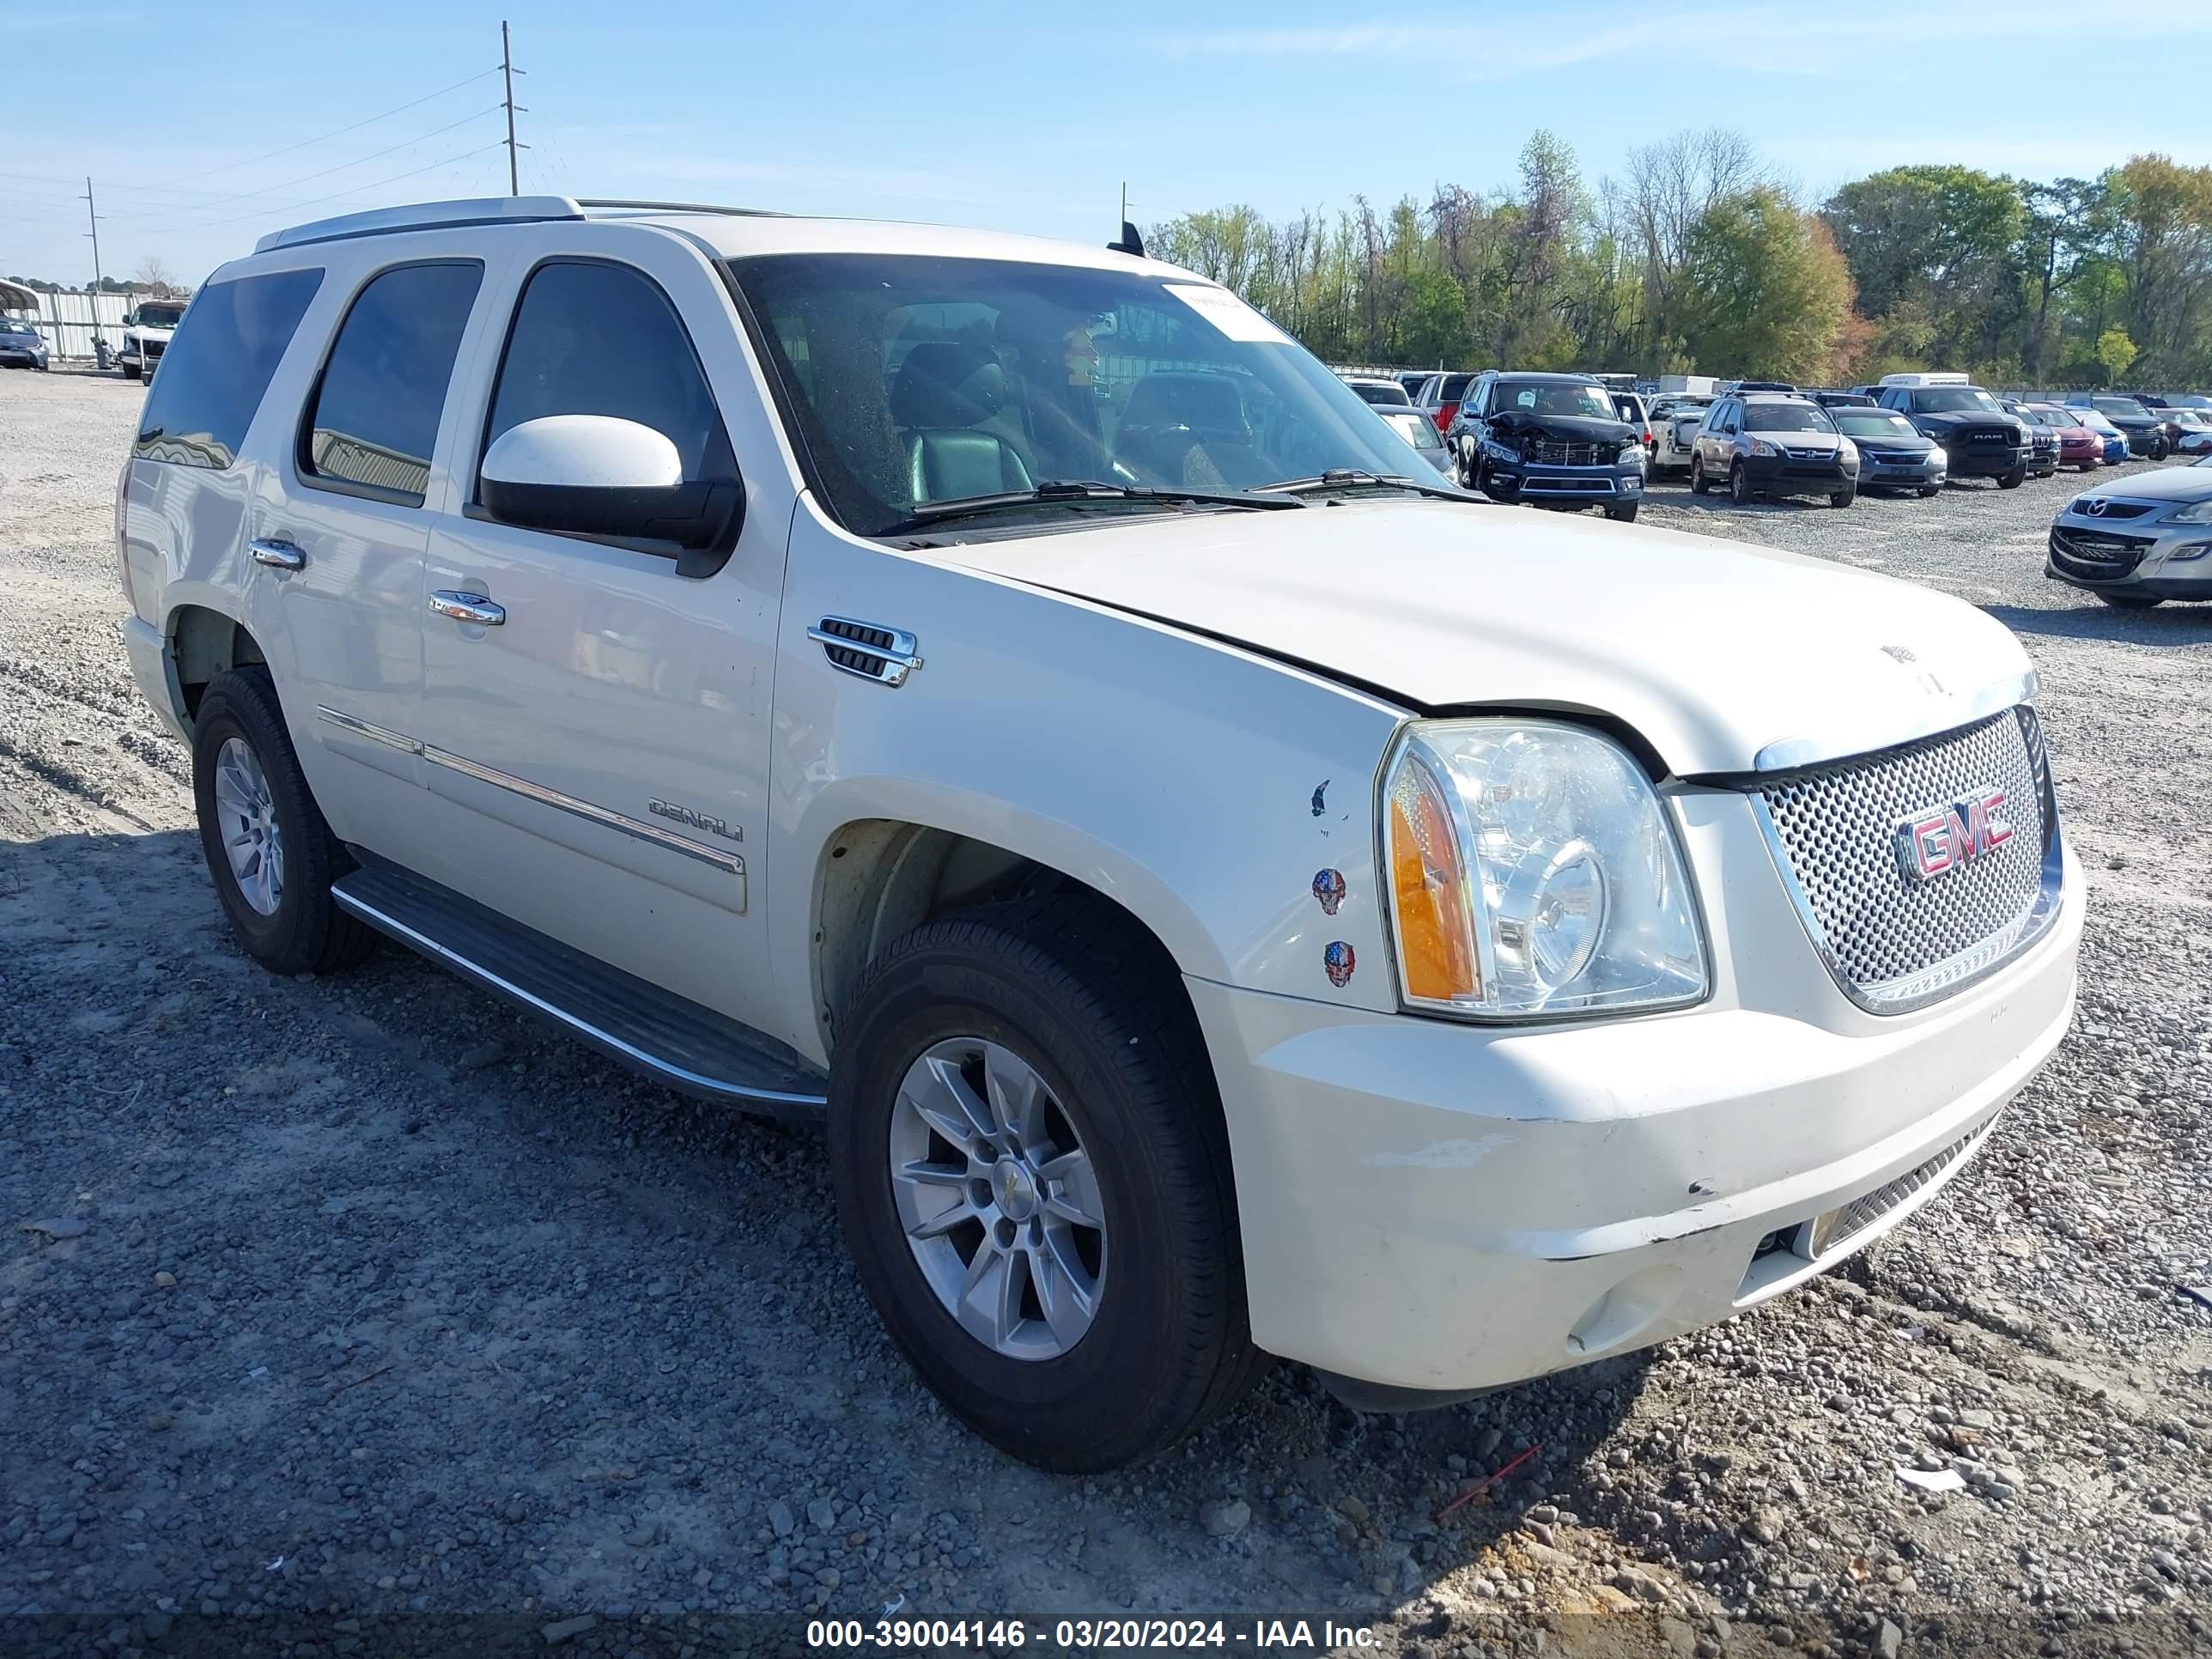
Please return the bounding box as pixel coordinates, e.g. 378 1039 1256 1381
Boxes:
2027 402 2104 471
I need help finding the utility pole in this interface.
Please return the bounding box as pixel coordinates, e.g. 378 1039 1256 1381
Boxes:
500 21 529 196
83 177 109 362
1119 182 1127 225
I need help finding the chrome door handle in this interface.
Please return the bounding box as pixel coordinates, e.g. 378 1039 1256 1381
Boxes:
428 591 506 626
249 538 306 571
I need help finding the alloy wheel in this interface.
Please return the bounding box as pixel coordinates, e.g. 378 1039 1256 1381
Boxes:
888 1037 1106 1361
212 736 284 916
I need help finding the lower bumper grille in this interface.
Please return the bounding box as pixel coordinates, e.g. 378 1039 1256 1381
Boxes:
1810 1126 1985 1257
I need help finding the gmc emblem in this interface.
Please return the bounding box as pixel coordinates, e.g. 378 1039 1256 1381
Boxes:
1894 787 2014 884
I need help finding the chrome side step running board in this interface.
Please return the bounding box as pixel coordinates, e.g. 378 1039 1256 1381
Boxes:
331 862 828 1121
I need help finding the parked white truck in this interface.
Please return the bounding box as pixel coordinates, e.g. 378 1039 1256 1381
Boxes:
118 297 186 381
117 197 2081 1471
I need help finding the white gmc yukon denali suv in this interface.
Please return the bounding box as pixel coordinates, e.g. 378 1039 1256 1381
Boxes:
116 198 2081 1472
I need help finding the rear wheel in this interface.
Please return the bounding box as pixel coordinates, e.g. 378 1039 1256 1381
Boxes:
830 896 1265 1472
1689 457 1708 495
1729 460 1752 507
191 666 377 975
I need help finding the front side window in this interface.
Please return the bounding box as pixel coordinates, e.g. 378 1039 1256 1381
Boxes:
485 260 733 485
728 252 1430 534
134 267 323 470
300 262 483 505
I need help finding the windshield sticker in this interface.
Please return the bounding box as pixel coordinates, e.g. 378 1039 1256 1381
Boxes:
1312 870 1346 916
1323 941 1356 988
1163 284 1294 346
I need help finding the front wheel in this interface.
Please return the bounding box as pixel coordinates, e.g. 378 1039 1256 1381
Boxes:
1917 485 1942 498
1999 465 2027 489
1729 460 1752 507
1830 484 1856 508
191 667 378 975
830 896 1265 1472
123 362 141 381
2099 592 2163 610
1603 501 1639 523
2148 437 2169 461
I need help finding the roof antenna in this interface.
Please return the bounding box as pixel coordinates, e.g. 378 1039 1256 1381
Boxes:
1109 183 1143 257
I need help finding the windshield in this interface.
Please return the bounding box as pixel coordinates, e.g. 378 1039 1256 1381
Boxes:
1742 403 1837 434
1496 379 1618 420
2073 407 2118 432
726 253 1427 533
1381 410 1443 449
1349 380 1411 406
1912 387 2002 414
2091 397 2146 418
132 304 186 327
1834 410 1917 439
0 318 38 335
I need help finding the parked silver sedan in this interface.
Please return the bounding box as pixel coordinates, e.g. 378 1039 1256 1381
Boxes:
2045 458 2212 609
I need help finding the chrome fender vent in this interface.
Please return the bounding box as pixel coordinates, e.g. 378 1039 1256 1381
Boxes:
809 617 923 687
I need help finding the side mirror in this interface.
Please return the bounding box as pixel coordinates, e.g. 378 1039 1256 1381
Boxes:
480 415 742 577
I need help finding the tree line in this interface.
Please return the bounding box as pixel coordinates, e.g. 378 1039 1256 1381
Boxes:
1146 131 2212 391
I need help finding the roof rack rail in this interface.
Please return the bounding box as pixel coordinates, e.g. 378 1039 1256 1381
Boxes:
575 198 790 218
256 196 584 253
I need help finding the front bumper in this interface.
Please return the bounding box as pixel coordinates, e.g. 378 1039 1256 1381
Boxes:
1854 452 1944 488
1486 459 1644 504
1938 440 2028 477
1741 452 1855 495
2046 522 2212 599
1192 835 2081 1395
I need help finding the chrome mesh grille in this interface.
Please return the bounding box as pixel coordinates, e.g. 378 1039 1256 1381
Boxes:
1754 709 2049 1007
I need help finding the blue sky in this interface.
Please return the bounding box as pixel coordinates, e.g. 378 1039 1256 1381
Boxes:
6 1 2211 287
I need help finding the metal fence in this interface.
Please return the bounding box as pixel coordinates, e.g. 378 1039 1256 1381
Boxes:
3 292 134 361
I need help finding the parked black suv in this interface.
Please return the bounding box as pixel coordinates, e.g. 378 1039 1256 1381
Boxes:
1875 380 2031 486
1447 371 1646 521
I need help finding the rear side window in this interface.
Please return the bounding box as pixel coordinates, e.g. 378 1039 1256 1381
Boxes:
134 268 322 469
483 260 732 483
300 262 483 505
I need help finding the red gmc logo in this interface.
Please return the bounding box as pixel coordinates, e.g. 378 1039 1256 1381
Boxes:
1894 788 2014 884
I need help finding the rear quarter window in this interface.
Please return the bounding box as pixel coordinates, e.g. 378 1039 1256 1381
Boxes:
134 268 324 469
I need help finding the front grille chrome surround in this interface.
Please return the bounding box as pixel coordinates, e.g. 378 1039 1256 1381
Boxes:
1747 706 2065 1015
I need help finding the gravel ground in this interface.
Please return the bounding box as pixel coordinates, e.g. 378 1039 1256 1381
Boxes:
1 368 2208 1659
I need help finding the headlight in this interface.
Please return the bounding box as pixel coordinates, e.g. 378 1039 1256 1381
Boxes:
1838 439 1858 467
1748 437 1778 457
2165 499 2212 525
1382 720 1708 1019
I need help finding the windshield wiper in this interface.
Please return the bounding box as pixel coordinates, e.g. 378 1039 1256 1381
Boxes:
884 479 1307 534
1257 468 1480 504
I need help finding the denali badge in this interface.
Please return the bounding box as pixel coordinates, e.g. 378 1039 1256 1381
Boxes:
648 799 742 842
1893 788 2012 884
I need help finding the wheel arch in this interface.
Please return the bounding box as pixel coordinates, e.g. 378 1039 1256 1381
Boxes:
166 599 268 728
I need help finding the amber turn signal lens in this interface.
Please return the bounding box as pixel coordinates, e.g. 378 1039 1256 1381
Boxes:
1387 756 1480 1004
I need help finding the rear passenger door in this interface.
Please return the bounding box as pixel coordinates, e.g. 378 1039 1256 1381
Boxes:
413 233 788 1028
255 258 484 850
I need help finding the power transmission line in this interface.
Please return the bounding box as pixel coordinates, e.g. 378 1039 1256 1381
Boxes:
142 67 503 191
131 143 512 238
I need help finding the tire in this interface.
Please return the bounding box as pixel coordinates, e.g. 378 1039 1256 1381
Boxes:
2148 437 2169 461
1917 485 1942 498
1830 484 1856 508
1729 460 1752 507
1999 466 2027 489
1689 457 1707 495
123 362 141 381
1603 501 1639 523
2098 593 2163 610
191 666 378 976
829 896 1266 1472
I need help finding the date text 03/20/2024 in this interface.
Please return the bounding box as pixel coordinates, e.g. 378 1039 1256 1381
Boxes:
805 1617 1378 1650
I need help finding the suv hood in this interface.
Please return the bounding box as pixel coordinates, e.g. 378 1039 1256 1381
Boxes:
1916 409 2025 436
125 324 176 342
940 499 2031 776
1491 410 1638 446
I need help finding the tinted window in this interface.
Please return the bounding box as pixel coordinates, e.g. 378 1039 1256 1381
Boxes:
301 263 482 504
134 268 322 469
486 261 732 483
